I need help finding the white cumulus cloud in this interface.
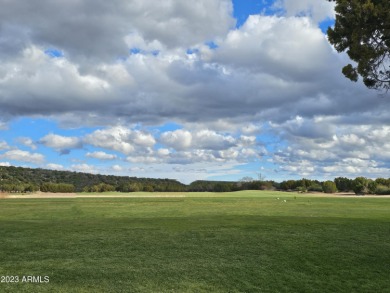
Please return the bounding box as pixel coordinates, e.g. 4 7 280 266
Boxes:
39 133 82 150
0 149 44 164
86 151 117 160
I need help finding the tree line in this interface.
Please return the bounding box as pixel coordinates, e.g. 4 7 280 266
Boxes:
0 166 389 195
0 166 186 193
279 177 390 195
188 177 390 195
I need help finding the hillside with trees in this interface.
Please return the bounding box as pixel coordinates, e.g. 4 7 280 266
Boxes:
0 166 389 195
0 166 186 193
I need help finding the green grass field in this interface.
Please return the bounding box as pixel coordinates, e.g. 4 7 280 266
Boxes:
0 191 389 292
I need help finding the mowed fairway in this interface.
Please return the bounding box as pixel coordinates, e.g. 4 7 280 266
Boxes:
0 191 389 292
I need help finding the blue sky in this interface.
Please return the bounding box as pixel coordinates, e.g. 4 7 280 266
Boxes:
0 0 389 183
233 0 271 26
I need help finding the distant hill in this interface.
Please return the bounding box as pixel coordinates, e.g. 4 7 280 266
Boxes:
0 165 186 192
0 165 275 193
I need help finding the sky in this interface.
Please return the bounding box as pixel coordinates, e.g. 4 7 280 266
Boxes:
0 0 389 183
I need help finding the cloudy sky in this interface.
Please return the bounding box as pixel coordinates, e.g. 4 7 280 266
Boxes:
0 0 389 183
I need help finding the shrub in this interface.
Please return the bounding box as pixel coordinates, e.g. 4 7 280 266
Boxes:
213 183 231 192
259 181 274 190
352 177 370 195
368 181 377 194
40 183 75 193
308 183 323 192
295 186 307 193
84 183 115 192
322 181 338 193
143 185 154 192
376 185 390 195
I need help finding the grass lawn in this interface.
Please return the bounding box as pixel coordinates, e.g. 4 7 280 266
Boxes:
0 191 389 292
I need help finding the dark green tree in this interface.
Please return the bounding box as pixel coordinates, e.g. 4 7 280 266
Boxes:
213 183 232 192
322 181 338 193
352 177 370 194
327 0 390 91
143 185 154 192
334 177 353 192
308 182 324 192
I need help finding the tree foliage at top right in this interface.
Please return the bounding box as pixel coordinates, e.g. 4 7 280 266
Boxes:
327 0 390 91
